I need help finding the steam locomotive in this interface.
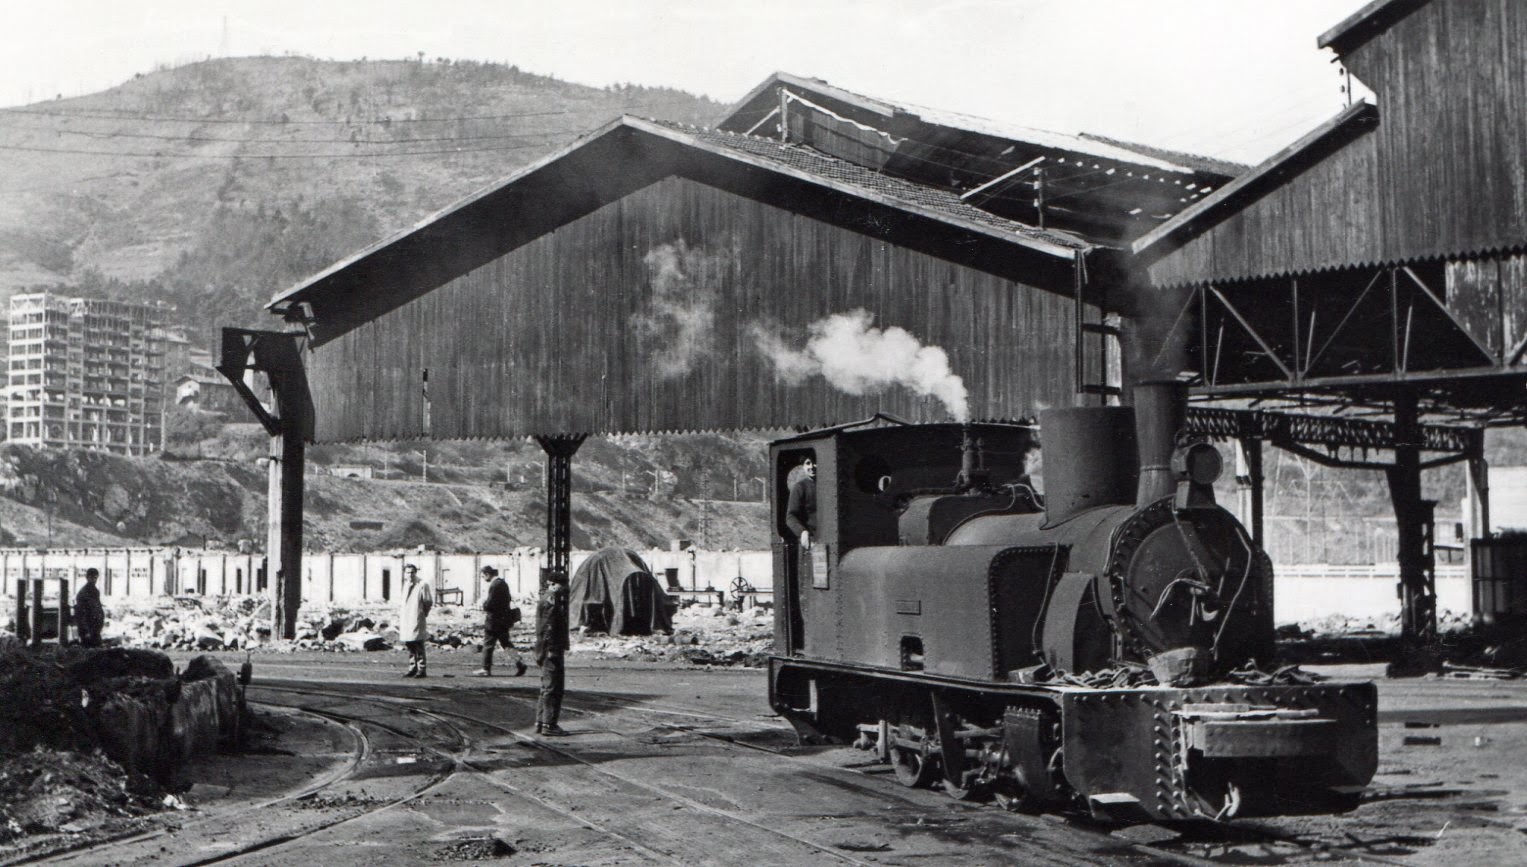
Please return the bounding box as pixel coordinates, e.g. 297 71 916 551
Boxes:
767 383 1376 821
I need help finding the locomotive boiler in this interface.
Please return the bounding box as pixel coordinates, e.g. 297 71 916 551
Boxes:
767 383 1376 821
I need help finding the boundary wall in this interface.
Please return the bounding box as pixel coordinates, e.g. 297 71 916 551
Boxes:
0 547 774 607
0 548 1468 624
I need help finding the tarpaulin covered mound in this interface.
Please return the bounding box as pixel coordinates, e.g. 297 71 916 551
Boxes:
569 548 674 636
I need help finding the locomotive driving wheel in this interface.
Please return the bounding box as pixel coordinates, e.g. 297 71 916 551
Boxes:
889 724 936 788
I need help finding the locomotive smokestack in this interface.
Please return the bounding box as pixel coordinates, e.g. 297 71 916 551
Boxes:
1134 380 1188 507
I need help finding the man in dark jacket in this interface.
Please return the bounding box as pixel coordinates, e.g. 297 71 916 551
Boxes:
74 568 105 647
473 565 527 677
534 570 570 735
785 457 817 546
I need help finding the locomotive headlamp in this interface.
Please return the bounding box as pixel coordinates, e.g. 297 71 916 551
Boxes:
1172 442 1223 486
1172 442 1222 511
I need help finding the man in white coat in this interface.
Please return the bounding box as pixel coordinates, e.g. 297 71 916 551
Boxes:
399 564 434 678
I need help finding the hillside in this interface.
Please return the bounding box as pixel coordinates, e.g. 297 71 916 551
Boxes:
0 55 721 333
0 427 774 552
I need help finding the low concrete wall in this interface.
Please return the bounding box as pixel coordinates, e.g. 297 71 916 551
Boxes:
0 547 778 608
1274 565 1471 625
0 547 1480 626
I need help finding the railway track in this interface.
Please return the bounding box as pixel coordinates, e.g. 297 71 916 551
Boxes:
8 676 1414 865
0 704 420 867
249 684 887 866
247 681 1226 866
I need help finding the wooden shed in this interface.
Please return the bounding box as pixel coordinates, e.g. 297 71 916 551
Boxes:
1131 0 1527 640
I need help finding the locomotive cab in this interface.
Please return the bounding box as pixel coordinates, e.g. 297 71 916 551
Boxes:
769 417 1040 665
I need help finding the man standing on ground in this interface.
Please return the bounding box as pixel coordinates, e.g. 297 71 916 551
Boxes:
74 567 105 647
474 565 527 677
534 570 570 735
399 564 434 678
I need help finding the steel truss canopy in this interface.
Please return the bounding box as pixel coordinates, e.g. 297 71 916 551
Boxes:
1148 264 1527 425
1132 0 1527 427
1186 406 1478 456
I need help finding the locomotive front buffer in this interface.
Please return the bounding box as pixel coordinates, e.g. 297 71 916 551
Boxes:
1056 681 1376 821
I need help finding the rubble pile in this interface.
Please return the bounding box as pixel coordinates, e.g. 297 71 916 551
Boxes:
0 747 165 842
1289 607 1473 638
7 594 773 665
0 645 219 843
57 596 527 654
572 603 773 667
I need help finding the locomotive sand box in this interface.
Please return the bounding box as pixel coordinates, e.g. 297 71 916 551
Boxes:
767 382 1376 821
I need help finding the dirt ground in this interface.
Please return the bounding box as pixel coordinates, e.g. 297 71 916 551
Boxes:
5 650 1526 865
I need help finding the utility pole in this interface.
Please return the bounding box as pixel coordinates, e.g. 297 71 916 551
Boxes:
701 468 711 548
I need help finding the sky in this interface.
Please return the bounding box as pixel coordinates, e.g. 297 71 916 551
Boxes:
0 0 1373 164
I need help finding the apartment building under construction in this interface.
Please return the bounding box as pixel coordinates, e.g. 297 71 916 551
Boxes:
6 292 167 455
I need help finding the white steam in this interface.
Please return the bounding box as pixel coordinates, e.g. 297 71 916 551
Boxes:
633 241 726 378
749 309 970 421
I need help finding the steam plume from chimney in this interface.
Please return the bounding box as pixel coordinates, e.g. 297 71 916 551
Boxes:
633 241 725 378
749 309 970 421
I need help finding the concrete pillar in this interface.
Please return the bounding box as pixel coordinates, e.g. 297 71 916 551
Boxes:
58 578 70 645
29 578 42 648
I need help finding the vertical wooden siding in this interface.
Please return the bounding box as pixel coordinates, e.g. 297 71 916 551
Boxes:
1149 0 1527 288
305 176 1083 441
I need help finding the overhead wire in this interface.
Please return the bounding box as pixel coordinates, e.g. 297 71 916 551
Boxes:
0 139 559 160
0 120 585 146
0 84 1344 225
0 98 714 125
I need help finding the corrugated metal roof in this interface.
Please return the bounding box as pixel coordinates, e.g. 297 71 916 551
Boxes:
646 119 1090 251
1075 133 1250 179
272 115 1088 314
717 72 1219 176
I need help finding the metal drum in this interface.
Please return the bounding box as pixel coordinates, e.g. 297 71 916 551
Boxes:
1472 536 1527 623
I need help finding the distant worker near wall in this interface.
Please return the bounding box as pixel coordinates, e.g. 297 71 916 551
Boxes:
474 565 527 677
534 570 570 735
399 564 434 678
74 567 105 648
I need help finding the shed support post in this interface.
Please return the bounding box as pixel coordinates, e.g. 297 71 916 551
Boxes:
536 434 587 590
218 328 313 641
1465 443 1490 622
1387 392 1436 642
1236 437 1265 548
1466 449 1490 542
265 427 305 639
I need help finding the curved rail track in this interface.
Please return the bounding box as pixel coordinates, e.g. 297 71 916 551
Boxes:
246 682 1225 866
7 676 1416 865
